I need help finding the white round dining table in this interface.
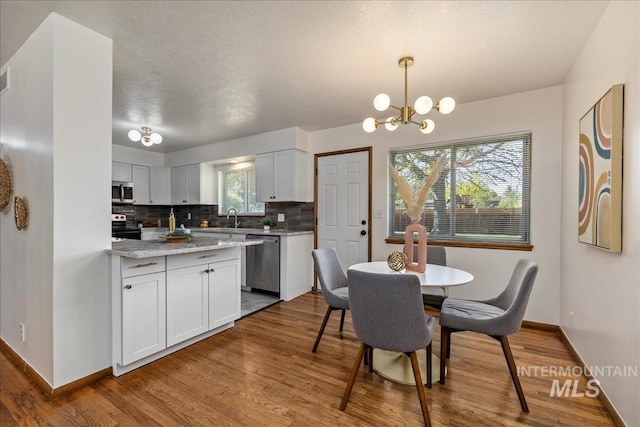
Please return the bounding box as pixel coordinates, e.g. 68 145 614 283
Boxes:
348 261 474 296
347 261 474 385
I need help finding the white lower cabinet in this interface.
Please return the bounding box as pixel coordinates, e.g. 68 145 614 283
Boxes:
166 265 209 347
112 247 241 376
209 259 241 329
121 272 166 365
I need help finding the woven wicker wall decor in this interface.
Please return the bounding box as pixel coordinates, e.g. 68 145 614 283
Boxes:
14 196 28 230
0 158 11 212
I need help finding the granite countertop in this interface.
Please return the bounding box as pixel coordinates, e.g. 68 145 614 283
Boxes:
107 236 263 258
194 227 313 236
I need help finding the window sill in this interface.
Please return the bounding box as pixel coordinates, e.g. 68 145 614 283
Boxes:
384 237 533 251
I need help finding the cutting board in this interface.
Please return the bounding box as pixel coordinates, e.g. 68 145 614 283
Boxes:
142 219 161 227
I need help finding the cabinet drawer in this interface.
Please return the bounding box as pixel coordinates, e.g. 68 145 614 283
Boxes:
122 256 166 278
166 248 240 271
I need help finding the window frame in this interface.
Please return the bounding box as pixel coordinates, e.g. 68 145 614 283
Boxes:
386 132 533 251
217 163 265 216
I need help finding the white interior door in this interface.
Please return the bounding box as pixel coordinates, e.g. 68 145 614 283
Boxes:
316 150 370 269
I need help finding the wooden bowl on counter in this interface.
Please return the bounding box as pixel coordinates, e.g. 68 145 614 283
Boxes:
165 236 189 243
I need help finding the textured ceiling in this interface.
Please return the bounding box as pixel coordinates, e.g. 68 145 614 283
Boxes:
1 1 609 153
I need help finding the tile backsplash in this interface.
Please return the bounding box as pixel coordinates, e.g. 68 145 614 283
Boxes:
112 202 314 231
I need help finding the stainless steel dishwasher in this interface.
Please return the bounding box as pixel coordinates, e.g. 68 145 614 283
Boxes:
246 234 280 296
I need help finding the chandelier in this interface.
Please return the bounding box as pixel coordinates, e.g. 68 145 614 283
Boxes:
128 126 162 147
363 57 455 134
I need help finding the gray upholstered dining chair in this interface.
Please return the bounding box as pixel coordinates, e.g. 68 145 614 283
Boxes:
438 258 538 412
410 245 447 309
341 269 436 426
311 248 350 353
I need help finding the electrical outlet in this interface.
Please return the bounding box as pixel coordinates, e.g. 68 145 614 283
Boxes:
373 208 383 218
187 212 192 220
277 213 285 222
569 311 574 327
19 322 25 342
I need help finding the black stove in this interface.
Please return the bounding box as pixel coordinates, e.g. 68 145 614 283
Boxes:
111 214 141 240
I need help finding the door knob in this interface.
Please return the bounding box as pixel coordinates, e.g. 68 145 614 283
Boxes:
361 220 366 225
360 230 367 236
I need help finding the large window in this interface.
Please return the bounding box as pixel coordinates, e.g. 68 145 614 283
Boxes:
389 132 531 247
218 163 264 215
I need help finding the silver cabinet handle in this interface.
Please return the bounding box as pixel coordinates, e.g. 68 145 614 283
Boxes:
132 262 158 268
124 284 132 289
198 254 216 259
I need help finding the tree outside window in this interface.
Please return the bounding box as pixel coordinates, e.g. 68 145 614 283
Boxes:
218 164 264 215
389 133 531 244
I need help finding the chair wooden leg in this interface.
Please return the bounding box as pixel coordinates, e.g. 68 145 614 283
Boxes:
499 335 529 413
339 309 346 332
312 306 333 353
408 351 432 427
340 342 367 411
439 326 450 384
426 342 432 389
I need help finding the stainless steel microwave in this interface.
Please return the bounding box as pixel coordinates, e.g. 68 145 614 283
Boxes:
112 181 134 204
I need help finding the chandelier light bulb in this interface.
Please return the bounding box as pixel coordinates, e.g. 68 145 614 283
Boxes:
363 117 378 133
128 130 142 142
150 133 163 144
141 136 154 147
414 96 433 115
437 97 456 114
419 119 435 134
373 93 391 111
385 117 399 131
363 57 455 135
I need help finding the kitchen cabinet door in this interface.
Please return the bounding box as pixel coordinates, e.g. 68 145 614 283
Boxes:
255 150 307 202
255 152 274 202
166 265 209 347
186 164 201 204
172 164 215 205
172 166 188 204
209 259 241 329
149 167 172 204
132 164 150 205
122 272 166 365
112 161 132 182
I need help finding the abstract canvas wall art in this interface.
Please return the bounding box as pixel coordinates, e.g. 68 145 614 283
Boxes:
578 84 623 252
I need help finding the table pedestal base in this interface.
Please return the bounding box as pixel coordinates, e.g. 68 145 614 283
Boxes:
372 349 445 385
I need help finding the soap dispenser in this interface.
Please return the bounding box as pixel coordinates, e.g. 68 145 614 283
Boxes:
169 208 176 232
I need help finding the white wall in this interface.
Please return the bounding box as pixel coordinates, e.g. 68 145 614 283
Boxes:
560 2 640 425
1 15 56 383
113 144 164 167
309 86 564 324
51 15 113 387
1 13 112 388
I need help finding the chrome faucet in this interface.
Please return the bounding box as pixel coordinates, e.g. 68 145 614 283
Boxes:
226 208 240 229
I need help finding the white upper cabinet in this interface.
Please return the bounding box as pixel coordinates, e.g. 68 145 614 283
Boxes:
256 149 307 202
149 167 172 205
172 164 215 205
112 161 132 182
132 164 150 205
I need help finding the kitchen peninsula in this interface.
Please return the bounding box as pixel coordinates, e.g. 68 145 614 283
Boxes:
107 237 262 376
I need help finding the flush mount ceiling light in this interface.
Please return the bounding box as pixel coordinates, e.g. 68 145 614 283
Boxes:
363 57 456 135
128 126 162 147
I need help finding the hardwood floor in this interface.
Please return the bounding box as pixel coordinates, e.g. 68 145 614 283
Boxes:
1 292 615 426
